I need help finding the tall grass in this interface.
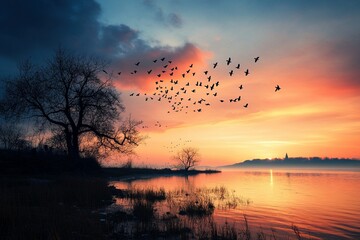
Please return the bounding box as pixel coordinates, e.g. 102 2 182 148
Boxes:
122 187 166 202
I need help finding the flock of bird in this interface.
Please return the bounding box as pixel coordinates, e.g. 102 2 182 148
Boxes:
163 138 192 153
103 55 281 116
102 55 282 153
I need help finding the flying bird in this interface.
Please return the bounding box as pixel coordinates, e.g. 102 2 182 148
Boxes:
147 70 152 74
244 103 248 108
213 62 218 68
102 70 108 74
161 57 166 61
135 61 140 66
229 70 234 76
239 85 243 90
254 57 260 63
117 72 121 75
245 69 249 76
275 85 281 92
236 64 240 69
226 57 231 65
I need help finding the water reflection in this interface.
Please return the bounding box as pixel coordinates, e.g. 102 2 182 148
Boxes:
110 169 360 239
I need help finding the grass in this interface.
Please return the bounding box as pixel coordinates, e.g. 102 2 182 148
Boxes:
119 187 166 202
179 197 215 217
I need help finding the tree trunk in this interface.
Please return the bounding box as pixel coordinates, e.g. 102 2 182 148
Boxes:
64 127 80 160
71 130 80 160
64 128 72 160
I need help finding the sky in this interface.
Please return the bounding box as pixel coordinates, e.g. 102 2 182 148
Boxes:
1 0 360 167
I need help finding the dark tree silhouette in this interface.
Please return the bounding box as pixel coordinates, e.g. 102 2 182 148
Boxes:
173 147 200 171
1 49 142 160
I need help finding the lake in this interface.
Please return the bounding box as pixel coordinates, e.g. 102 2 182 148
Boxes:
110 168 360 239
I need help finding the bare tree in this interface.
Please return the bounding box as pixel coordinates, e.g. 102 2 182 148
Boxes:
173 147 200 171
1 49 143 160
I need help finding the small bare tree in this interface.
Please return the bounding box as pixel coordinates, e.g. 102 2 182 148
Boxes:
173 147 200 171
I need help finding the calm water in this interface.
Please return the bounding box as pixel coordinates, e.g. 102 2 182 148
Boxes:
111 169 360 239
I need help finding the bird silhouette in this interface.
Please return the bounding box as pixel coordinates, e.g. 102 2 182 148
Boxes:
122 54 266 114
275 85 281 92
226 57 231 65
102 70 108 74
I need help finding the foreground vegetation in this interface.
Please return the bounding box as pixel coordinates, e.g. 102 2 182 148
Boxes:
0 150 306 239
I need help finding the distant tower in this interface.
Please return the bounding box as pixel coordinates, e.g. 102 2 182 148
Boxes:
285 153 289 160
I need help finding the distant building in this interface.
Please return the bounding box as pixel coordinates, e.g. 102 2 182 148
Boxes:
285 153 289 160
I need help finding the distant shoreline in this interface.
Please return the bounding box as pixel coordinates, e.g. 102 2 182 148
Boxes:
220 157 360 169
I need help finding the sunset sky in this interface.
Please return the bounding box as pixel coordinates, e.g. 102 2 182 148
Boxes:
1 0 360 166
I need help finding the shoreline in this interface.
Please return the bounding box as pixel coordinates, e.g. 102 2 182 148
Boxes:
103 167 221 181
